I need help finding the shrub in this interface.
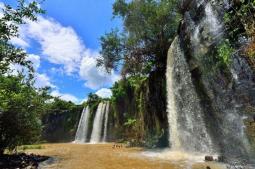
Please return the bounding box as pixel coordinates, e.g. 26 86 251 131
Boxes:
217 40 234 66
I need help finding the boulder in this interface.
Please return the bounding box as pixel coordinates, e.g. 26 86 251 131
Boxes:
205 156 214 161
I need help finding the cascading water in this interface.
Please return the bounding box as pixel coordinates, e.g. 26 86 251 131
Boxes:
103 101 110 142
166 0 254 162
74 106 90 143
166 37 214 153
166 44 181 150
191 0 253 161
90 102 106 143
89 101 110 143
191 1 223 58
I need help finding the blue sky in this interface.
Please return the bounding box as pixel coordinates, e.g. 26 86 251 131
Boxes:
2 0 122 103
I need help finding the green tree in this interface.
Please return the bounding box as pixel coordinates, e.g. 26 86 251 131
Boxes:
87 93 101 105
0 0 44 74
0 0 45 154
85 93 101 112
97 0 180 75
0 74 50 154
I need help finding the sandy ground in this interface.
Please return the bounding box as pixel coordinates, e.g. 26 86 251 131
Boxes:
26 143 226 169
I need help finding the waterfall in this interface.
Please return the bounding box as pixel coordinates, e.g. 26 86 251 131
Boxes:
166 41 181 150
74 106 90 143
90 102 106 143
191 1 253 160
204 3 222 36
103 101 110 142
166 0 254 162
191 1 223 58
166 37 214 153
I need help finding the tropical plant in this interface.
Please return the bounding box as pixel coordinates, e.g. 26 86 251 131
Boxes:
97 0 181 75
217 40 234 66
0 74 50 154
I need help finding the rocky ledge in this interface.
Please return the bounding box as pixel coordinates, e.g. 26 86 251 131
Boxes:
0 153 49 169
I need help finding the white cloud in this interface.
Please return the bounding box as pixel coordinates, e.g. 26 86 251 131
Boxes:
34 73 56 88
49 67 64 76
10 37 29 48
27 54 40 71
79 50 120 90
79 97 88 104
51 90 79 103
16 15 120 90
0 2 4 18
95 88 112 98
8 53 56 89
8 54 40 75
8 64 23 76
0 2 4 8
22 16 84 74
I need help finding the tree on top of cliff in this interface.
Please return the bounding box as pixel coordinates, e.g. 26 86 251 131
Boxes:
97 0 181 76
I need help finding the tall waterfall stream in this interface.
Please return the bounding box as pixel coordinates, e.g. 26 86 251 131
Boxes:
74 101 110 144
74 106 90 143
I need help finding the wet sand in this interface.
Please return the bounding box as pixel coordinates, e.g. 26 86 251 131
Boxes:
26 143 225 169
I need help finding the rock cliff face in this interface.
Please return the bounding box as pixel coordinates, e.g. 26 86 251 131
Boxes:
42 106 82 142
107 70 168 147
175 0 255 162
106 1 255 157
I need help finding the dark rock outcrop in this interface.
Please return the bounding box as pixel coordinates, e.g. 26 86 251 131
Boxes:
42 105 83 142
177 0 255 162
0 153 49 169
205 156 214 161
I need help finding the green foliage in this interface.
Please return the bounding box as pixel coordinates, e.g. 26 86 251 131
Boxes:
224 0 255 60
0 0 45 154
217 40 234 66
97 30 123 73
110 75 148 145
0 0 44 74
18 144 43 151
97 0 181 75
0 74 50 153
124 118 137 127
111 75 147 103
224 0 255 39
85 93 102 113
127 76 147 90
111 80 128 103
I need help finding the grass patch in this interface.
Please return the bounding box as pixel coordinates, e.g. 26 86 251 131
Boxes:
18 144 44 151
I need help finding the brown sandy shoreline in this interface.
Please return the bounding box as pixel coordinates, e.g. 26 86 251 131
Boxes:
25 143 225 169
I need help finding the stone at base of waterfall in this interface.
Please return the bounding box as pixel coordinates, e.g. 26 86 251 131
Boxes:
205 156 214 161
